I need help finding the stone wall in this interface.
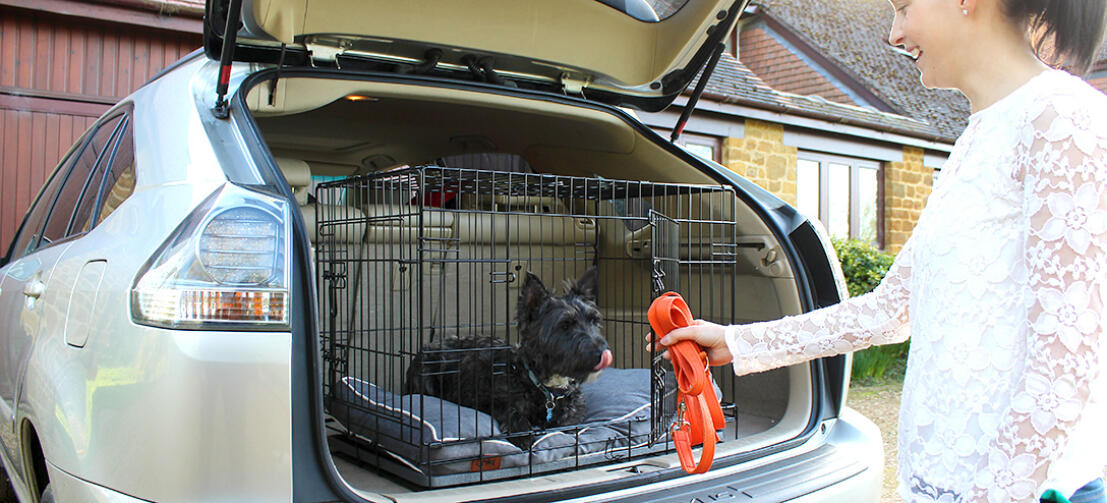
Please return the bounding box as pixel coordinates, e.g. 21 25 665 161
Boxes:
883 146 934 253
721 119 798 206
720 120 934 254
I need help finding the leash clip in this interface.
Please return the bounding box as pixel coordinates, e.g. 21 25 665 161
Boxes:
672 401 691 433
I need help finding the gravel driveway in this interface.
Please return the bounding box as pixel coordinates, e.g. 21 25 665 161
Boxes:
848 382 905 502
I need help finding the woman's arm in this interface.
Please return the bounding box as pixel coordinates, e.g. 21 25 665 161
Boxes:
657 237 914 376
969 100 1107 503
724 237 915 375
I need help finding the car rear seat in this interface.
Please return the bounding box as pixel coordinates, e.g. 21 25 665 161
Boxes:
444 195 598 343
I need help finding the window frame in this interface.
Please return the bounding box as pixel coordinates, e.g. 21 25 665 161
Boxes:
36 112 127 251
88 107 136 229
796 151 884 248
68 114 129 237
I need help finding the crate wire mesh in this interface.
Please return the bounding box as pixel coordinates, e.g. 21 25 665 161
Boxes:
315 166 742 487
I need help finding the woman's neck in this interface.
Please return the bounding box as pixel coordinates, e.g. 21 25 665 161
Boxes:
956 29 1051 114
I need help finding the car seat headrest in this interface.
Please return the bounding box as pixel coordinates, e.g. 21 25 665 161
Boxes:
274 157 312 206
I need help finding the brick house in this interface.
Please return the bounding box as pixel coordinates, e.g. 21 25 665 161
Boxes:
642 51 951 254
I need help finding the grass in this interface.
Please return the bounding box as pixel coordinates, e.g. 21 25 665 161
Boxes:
850 355 907 389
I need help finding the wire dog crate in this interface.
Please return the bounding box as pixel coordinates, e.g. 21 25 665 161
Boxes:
316 166 744 487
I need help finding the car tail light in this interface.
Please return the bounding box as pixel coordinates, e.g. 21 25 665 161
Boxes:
131 184 291 329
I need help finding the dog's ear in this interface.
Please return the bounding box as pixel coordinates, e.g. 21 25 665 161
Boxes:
519 271 550 320
570 266 598 302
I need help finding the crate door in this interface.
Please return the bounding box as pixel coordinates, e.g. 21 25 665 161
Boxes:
648 209 681 444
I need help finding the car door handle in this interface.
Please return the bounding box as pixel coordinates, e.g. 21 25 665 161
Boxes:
23 281 45 299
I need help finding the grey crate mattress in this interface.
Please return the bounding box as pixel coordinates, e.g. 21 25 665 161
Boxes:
328 368 718 475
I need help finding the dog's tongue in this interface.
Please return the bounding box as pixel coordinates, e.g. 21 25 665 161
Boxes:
594 349 614 371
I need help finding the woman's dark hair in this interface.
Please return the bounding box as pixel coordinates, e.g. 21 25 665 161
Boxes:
1001 0 1107 75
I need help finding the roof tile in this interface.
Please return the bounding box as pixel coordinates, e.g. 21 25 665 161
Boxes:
693 54 944 140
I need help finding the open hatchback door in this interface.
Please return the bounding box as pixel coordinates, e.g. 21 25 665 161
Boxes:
203 0 743 111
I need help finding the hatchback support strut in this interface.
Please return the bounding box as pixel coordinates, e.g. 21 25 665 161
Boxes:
213 0 244 119
670 42 725 143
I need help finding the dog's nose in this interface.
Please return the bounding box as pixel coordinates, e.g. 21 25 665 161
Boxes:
593 349 613 371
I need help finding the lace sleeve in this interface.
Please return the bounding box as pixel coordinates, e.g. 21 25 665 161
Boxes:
969 102 1107 502
724 238 914 376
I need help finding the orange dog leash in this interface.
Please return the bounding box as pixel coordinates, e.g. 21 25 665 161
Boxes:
648 292 726 474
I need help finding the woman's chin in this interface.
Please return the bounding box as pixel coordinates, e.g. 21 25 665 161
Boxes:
917 71 953 91
918 73 937 89
914 62 963 91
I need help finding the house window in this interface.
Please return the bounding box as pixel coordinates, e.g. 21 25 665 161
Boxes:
796 152 882 247
649 129 722 163
674 132 722 163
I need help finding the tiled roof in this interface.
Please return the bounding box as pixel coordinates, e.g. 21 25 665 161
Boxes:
747 0 971 142
694 53 944 140
739 25 858 106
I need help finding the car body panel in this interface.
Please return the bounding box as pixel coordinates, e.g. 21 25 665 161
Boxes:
0 59 295 501
0 242 71 470
15 182 292 501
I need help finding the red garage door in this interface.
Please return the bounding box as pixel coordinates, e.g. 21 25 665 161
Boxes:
1 1 200 250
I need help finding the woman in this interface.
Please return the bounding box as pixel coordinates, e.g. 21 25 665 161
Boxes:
650 0 1107 501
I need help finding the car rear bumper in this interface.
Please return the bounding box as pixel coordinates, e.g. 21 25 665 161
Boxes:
582 406 883 503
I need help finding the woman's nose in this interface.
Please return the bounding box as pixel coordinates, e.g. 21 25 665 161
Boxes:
888 15 904 46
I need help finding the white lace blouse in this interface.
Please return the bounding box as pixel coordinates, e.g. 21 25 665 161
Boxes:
725 69 1107 502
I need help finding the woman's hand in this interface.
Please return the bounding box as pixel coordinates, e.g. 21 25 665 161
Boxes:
646 320 734 366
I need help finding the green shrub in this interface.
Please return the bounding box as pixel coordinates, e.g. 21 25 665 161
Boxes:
831 237 909 381
832 237 894 297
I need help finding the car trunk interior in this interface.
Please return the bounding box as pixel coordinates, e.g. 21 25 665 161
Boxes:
242 75 814 501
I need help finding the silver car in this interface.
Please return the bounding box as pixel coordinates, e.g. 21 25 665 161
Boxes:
0 0 882 501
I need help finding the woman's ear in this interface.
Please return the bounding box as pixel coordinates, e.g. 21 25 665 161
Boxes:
959 0 979 16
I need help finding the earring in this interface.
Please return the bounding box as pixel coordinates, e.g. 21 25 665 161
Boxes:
962 8 968 14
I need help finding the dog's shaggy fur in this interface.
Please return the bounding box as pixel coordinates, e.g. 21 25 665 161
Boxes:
404 267 611 446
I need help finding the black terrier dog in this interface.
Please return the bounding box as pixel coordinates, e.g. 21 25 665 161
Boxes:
405 266 612 446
